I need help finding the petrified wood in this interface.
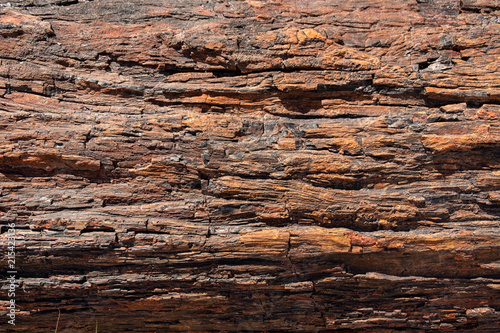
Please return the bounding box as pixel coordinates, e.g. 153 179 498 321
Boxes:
1 0 499 331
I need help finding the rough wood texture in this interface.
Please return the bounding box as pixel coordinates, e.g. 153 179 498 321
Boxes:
1 0 500 331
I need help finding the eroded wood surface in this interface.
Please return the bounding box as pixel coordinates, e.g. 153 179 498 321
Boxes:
0 0 499 331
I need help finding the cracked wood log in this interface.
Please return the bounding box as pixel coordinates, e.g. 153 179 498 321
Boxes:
0 0 499 332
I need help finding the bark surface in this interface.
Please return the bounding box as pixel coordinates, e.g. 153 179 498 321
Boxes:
0 0 500 331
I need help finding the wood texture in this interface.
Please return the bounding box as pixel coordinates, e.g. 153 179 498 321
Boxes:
0 0 499 331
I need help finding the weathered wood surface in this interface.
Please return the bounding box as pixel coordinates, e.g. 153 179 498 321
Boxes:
0 0 499 331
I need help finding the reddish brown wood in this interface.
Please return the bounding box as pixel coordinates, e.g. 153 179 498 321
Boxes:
0 0 499 331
